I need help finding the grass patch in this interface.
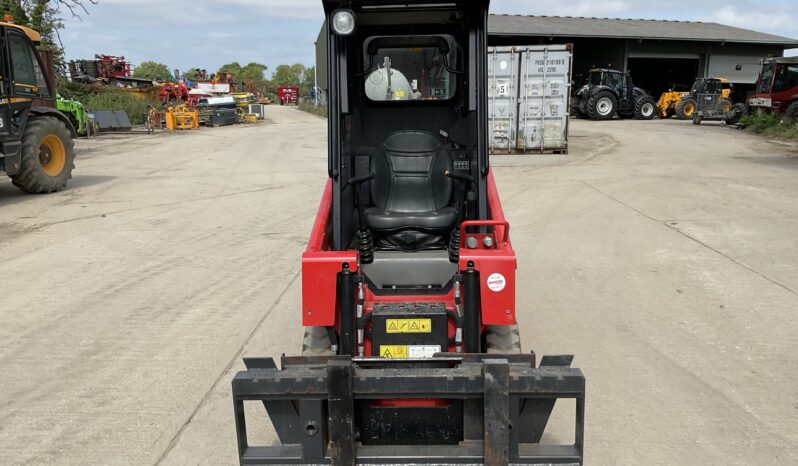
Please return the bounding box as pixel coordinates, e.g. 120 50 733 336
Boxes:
740 111 798 140
298 100 328 118
57 78 159 125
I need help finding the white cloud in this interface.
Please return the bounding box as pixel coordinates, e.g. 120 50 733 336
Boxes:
208 32 241 39
492 0 633 18
702 5 794 33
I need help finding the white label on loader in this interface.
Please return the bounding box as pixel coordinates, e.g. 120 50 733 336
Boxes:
487 273 506 292
408 345 441 358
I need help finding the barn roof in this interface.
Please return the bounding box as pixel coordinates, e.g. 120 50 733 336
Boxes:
489 15 798 48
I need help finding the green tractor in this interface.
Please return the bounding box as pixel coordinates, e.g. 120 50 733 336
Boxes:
0 21 77 194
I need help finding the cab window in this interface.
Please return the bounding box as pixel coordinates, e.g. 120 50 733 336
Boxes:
773 65 798 93
757 64 774 94
8 32 48 97
605 72 623 93
364 36 458 102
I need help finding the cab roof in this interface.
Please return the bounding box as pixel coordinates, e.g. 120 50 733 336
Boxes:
322 0 489 13
763 56 798 65
0 22 41 43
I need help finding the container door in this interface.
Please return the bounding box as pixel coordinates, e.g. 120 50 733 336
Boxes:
519 47 572 153
487 47 519 153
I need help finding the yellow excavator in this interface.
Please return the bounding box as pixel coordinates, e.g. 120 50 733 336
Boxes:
659 77 733 119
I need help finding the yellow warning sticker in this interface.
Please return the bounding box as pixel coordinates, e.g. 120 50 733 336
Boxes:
386 319 432 334
379 345 408 358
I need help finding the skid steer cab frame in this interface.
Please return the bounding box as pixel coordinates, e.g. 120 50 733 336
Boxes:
232 1 585 465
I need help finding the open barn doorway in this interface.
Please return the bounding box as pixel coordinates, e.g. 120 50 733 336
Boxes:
627 57 700 98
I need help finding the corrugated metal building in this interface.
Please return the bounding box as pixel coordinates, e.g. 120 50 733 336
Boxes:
489 15 798 98
316 14 798 99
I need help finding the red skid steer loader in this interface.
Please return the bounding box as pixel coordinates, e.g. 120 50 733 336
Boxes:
231 1 586 464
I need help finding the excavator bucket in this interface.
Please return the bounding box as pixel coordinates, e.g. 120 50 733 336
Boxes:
232 354 585 465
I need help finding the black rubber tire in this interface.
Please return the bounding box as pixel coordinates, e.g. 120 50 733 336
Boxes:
570 98 585 119
726 103 747 126
485 325 522 354
10 117 75 194
587 91 616 120
579 98 588 116
721 98 733 113
634 96 657 120
786 101 798 120
675 97 696 120
301 326 334 356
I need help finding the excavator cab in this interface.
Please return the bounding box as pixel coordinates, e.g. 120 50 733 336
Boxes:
231 2 586 464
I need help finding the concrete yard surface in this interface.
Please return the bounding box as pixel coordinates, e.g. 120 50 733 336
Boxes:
1 106 797 465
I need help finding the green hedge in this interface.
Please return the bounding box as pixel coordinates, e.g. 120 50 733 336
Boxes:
740 111 798 140
298 100 328 118
57 78 158 125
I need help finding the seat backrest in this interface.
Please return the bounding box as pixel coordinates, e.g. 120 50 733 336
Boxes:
370 131 452 213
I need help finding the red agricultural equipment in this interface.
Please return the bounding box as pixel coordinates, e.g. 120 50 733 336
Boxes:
158 82 190 104
68 54 155 89
95 54 131 79
230 1 586 465
748 56 798 118
277 85 299 105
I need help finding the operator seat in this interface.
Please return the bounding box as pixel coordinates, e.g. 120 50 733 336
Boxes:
365 131 457 250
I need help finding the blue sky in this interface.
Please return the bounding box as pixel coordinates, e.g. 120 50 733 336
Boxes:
60 0 798 78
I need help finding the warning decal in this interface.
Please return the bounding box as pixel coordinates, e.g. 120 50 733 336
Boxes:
380 345 408 358
379 345 441 359
386 319 432 334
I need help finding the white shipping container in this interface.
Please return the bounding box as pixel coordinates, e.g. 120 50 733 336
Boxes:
488 45 573 154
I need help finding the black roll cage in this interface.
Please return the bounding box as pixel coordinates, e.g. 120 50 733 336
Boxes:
323 0 491 251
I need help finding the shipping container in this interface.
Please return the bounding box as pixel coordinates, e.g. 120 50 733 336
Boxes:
488 45 573 154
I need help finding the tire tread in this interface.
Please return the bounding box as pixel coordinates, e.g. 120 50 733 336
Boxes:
10 117 75 194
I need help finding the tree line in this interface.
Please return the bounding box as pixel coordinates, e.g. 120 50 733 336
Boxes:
133 61 317 97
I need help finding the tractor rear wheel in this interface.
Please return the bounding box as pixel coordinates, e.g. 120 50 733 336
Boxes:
587 91 616 120
634 96 657 120
676 97 696 120
786 101 798 120
571 99 585 119
485 325 522 354
301 326 334 356
10 117 75 194
726 103 747 126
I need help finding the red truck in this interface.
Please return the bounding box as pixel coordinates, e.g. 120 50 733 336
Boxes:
748 57 798 118
277 85 299 105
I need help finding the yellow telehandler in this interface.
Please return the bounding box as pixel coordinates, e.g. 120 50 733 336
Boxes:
659 77 733 119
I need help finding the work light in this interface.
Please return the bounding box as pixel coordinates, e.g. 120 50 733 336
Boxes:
332 9 356 36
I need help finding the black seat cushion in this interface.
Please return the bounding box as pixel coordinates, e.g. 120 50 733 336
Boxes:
365 131 454 234
365 206 457 231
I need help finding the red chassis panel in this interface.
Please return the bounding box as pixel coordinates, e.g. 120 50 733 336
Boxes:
459 171 517 325
302 180 357 327
301 170 518 328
